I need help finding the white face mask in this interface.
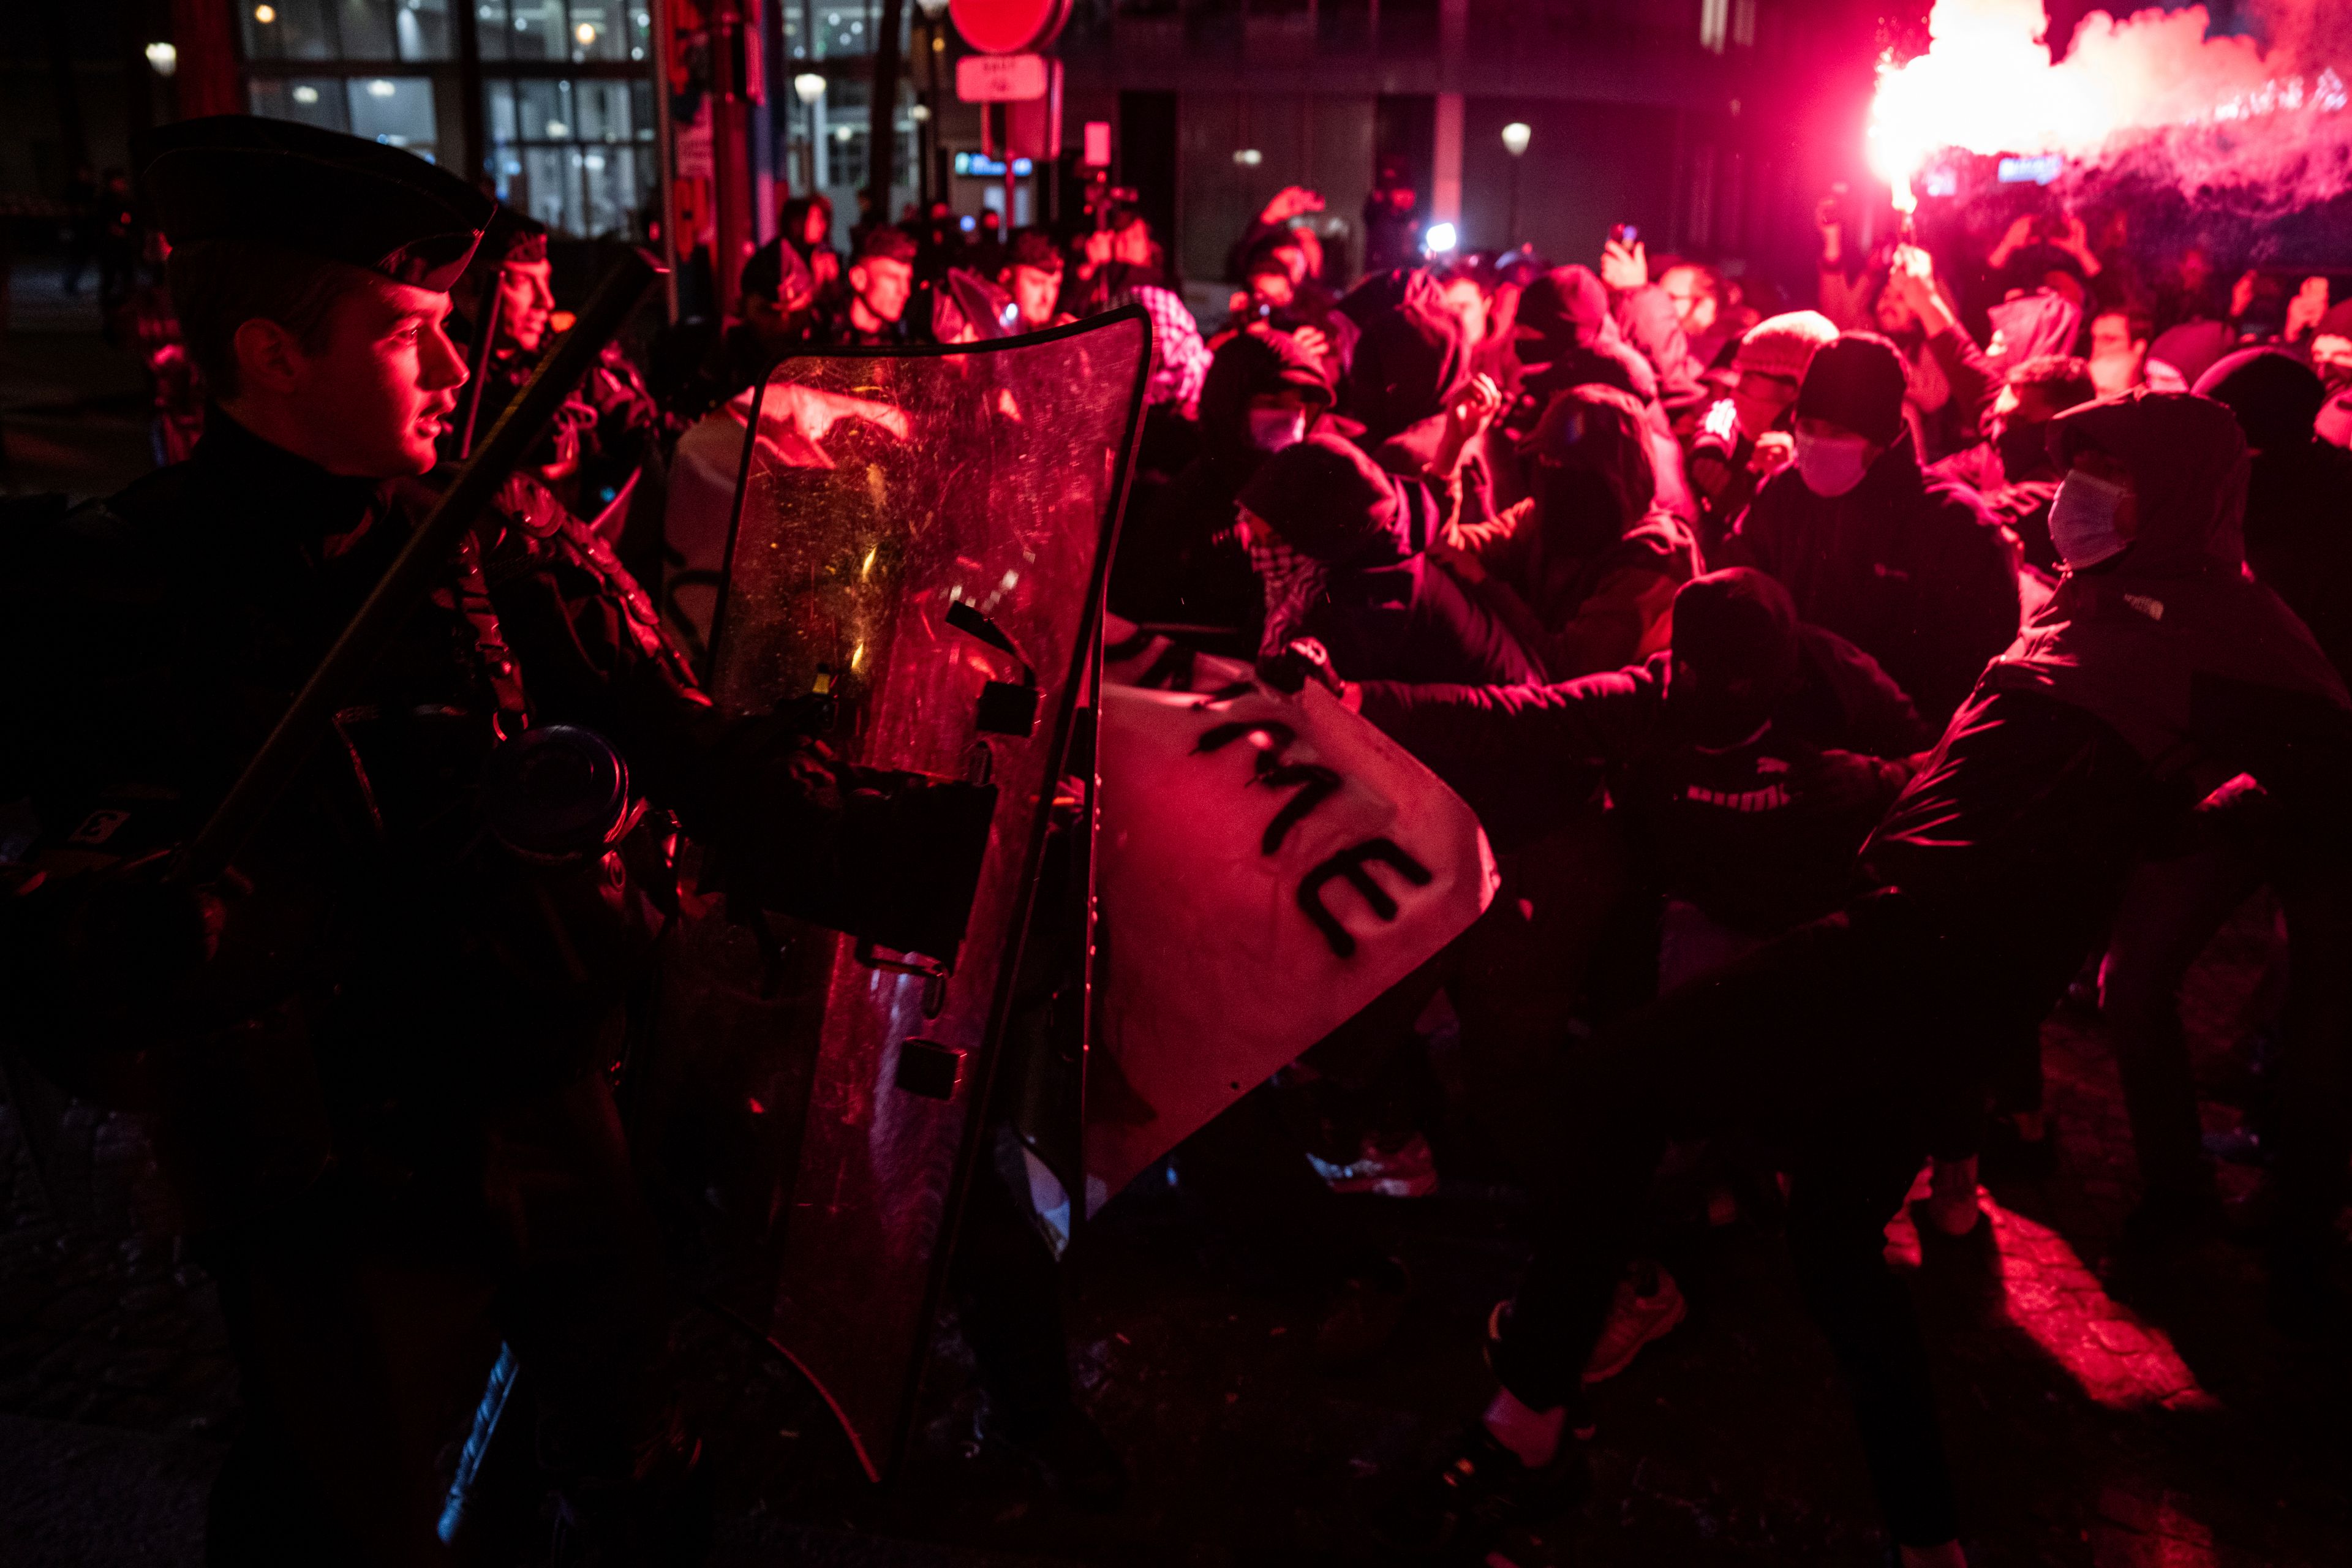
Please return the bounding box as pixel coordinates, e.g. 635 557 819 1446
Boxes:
1793 429 1877 497
1246 407 1308 452
2048 467 2132 570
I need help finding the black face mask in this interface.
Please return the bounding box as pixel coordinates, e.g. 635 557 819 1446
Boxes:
1537 464 1626 558
1994 417 2051 483
1669 660 1774 750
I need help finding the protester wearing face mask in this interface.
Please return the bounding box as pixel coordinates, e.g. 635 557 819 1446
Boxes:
1234 431 1540 684
1381 389 2352 1568
1436 384 1700 682
1107 326 1333 643
1687 310 1840 553
1728 332 2021 728
1932 354 2097 579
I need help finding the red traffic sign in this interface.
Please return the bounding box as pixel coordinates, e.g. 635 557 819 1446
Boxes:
949 0 1071 55
956 51 1050 104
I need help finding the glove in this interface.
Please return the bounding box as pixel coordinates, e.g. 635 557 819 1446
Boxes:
1256 637 1345 698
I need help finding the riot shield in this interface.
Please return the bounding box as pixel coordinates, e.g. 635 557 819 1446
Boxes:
700 308 1149 1480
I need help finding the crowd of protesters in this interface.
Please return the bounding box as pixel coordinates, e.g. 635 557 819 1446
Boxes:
844 180 2348 1568
37 151 2352 1567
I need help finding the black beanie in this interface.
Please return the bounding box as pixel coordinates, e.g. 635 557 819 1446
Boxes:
1795 333 1910 447
2193 348 2325 453
1671 567 1800 695
1235 432 1401 563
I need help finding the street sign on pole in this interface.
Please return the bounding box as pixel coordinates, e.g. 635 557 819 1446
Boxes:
955 51 1049 103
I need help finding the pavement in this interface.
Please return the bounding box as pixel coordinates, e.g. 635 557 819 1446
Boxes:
0 290 2345 1565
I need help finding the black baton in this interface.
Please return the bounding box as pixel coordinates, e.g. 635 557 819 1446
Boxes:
172 248 665 886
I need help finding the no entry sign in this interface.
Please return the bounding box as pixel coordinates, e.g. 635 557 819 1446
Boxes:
949 0 1071 55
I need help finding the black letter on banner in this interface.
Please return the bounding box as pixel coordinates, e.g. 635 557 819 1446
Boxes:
1297 837 1434 957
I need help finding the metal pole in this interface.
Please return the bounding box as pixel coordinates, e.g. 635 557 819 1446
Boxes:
650 0 680 320
867 0 905 225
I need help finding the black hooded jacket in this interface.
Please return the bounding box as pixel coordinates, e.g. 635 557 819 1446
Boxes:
1107 328 1333 641
1730 434 2020 726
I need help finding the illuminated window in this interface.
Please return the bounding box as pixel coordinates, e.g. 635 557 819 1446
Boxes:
1700 0 1728 55
486 77 657 238
1732 0 1756 49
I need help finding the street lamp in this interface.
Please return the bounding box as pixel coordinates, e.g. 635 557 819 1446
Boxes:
143 41 177 76
794 73 827 195
1501 121 1531 246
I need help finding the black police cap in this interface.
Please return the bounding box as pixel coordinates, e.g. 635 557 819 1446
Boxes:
135 115 494 291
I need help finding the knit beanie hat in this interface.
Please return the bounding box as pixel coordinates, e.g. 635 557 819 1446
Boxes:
1795 333 1910 446
1732 310 1839 385
1235 432 1401 563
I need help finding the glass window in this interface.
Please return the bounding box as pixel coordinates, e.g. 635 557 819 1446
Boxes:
394 0 454 60
510 0 567 61
575 77 633 140
347 75 440 156
250 76 354 133
567 2 627 61
476 0 512 61
243 0 340 61
488 76 658 237
336 0 396 58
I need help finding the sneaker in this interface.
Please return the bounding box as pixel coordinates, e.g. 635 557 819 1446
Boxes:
1580 1264 1686 1384
1376 1420 1587 1557
1306 1131 1439 1197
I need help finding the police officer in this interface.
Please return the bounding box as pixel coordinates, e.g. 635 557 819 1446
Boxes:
444 205 671 582
2 116 950 1566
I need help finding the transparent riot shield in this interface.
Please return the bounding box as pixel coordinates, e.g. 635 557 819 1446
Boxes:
698 308 1149 1479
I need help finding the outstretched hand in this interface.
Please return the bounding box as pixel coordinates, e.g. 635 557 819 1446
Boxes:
1599 238 1648 292
1258 185 1325 226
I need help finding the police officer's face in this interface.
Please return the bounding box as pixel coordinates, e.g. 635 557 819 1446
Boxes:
498 258 557 352
851 256 913 325
238 278 468 477
1006 263 1061 330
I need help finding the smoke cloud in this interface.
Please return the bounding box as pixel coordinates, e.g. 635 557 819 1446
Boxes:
1869 0 2352 215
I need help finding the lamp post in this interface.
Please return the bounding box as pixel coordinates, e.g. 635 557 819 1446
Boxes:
1501 121 1531 247
914 0 949 209
794 70 826 195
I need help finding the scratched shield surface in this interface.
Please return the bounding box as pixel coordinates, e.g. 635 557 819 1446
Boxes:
1088 679 1498 1206
704 310 1149 1478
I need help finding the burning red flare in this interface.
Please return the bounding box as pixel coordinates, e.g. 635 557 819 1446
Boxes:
1869 0 2351 208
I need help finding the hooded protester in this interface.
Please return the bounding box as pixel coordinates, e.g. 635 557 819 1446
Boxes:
1509 264 1657 413
1234 430 1540 685
1509 264 1694 523
2195 349 2352 677
1686 309 1841 552
1931 353 2097 579
1355 567 1927 951
2087 351 2352 1234
1336 266 1470 446
1439 384 1700 681
1388 388 2352 1568
1730 332 2021 726
1107 327 1333 641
